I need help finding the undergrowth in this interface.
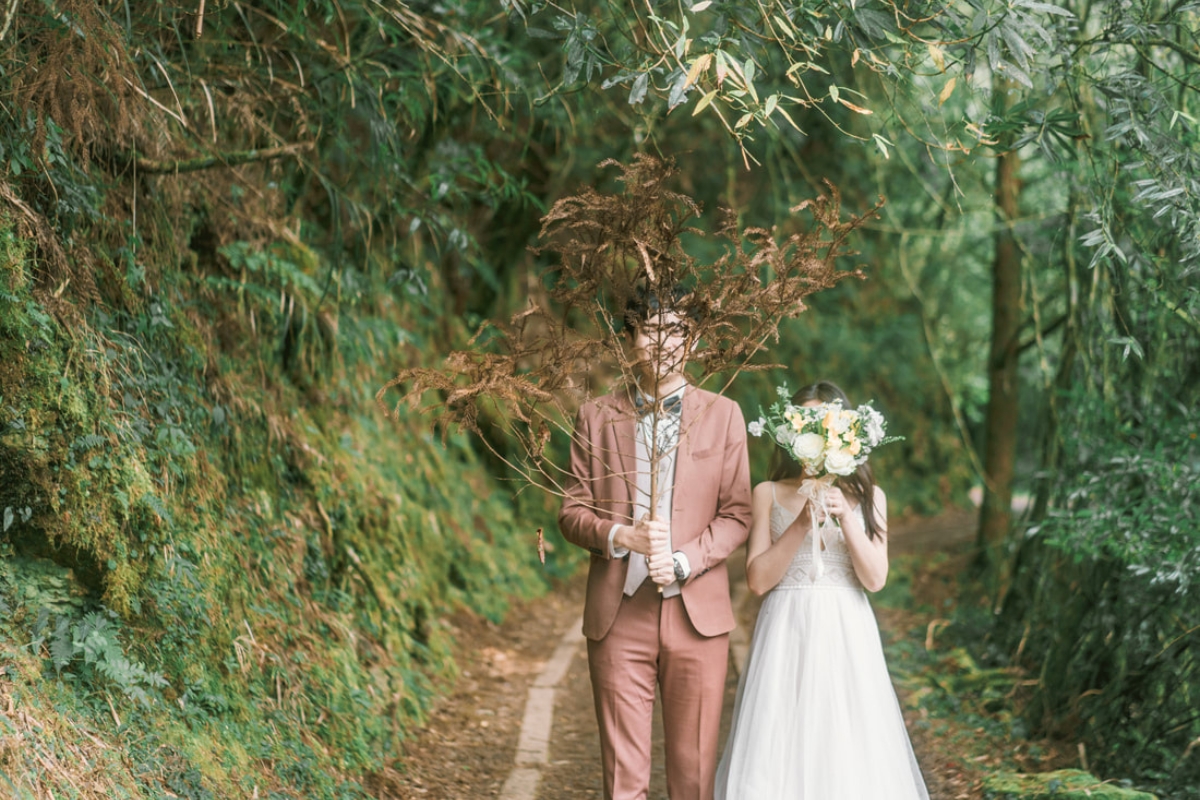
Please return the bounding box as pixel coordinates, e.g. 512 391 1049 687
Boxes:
0 222 572 796
877 548 1186 800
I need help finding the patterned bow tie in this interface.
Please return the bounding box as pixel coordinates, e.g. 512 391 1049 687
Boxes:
635 393 683 417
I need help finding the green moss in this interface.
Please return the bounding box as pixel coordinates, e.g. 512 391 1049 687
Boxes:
0 226 557 797
983 770 1159 800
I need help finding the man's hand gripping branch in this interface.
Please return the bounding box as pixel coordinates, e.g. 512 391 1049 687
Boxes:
615 516 676 586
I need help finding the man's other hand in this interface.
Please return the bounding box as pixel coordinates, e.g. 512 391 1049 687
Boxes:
648 547 675 586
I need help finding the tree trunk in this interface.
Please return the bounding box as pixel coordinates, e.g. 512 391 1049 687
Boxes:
976 96 1023 583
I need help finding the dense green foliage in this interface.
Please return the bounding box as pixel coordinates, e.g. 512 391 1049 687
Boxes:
0 212 549 793
0 2 584 793
988 163 1200 789
943 2 1198 792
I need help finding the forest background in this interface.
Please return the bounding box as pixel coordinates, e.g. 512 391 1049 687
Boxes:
0 0 1195 798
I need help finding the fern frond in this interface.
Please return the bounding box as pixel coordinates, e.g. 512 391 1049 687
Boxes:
50 617 74 673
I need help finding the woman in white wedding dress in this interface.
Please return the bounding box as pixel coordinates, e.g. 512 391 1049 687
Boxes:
715 381 929 800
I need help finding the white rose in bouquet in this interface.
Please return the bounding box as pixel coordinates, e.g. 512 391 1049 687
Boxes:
791 432 825 463
862 406 886 446
824 447 858 476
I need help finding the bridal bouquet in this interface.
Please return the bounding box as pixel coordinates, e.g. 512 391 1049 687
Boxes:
748 386 901 579
748 387 900 476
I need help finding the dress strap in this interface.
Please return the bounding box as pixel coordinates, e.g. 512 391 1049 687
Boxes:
770 481 778 505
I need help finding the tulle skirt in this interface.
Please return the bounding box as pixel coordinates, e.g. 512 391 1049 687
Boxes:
715 584 929 800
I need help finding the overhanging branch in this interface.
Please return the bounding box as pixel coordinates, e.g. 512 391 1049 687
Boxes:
1017 314 1069 354
127 142 315 174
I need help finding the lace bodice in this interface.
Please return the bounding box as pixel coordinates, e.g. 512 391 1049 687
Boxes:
769 486 864 590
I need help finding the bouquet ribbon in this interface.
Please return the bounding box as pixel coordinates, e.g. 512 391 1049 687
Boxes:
796 474 838 582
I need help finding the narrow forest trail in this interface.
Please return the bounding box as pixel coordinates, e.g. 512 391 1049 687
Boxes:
386 508 1025 800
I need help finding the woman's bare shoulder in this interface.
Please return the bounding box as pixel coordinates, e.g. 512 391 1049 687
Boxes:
751 481 775 506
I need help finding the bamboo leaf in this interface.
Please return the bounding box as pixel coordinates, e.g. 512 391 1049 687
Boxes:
716 49 746 88
777 106 805 133
928 43 946 72
692 89 718 116
1011 0 1074 16
684 53 713 89
1109 336 1145 361
838 97 872 114
939 76 957 106
629 72 649 105
742 59 758 102
668 71 690 109
773 15 795 40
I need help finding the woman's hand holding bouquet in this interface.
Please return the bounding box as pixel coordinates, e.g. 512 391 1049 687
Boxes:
749 385 901 578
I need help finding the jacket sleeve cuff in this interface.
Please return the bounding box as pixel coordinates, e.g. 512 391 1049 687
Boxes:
609 524 629 558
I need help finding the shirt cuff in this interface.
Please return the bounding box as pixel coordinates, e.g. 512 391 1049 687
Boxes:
672 551 691 581
609 524 629 558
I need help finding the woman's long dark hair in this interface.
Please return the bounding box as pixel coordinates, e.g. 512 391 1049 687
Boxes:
767 381 884 541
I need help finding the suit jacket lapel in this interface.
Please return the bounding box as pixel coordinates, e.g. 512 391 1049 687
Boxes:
670 386 698 517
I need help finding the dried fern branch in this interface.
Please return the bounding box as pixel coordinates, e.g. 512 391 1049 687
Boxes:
377 155 883 511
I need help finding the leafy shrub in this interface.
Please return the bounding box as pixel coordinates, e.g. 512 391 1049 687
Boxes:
994 397 1199 796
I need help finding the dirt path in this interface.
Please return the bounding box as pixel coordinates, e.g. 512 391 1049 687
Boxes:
386 509 979 799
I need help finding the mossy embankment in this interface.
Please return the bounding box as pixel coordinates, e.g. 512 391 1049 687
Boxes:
0 223 568 797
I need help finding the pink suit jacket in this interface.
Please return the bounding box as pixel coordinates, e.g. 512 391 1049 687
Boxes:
559 385 752 641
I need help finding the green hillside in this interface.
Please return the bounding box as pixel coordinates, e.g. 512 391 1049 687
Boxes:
0 223 558 795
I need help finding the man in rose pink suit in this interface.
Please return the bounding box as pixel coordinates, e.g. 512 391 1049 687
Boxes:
559 287 752 800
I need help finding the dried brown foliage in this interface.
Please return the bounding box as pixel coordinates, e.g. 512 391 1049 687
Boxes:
8 0 144 160
378 155 882 497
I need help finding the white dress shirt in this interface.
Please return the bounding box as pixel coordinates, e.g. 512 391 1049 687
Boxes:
608 384 691 596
